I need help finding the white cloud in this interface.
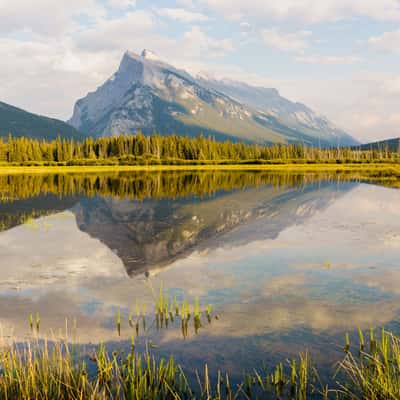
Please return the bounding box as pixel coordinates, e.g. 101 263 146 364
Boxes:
198 0 400 23
77 11 155 52
0 0 104 36
369 30 400 52
182 26 234 57
107 0 136 9
156 8 209 23
295 55 363 64
261 29 311 53
0 37 120 119
382 76 400 94
239 21 252 37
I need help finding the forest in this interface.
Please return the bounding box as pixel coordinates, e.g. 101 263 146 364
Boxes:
0 133 399 165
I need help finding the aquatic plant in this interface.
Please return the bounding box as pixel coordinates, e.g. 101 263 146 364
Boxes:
337 328 400 399
0 336 321 400
2 291 400 398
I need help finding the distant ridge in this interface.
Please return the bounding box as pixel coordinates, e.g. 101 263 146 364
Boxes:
0 101 82 140
68 49 358 147
355 137 400 151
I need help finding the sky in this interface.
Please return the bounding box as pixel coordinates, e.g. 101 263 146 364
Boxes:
0 0 400 143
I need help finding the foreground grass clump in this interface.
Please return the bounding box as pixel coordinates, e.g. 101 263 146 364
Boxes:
0 338 318 400
338 328 400 400
1 328 400 399
1 289 400 400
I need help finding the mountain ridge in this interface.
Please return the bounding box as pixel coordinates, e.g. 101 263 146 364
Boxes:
68 49 358 147
0 101 82 140
355 137 400 151
0 101 83 140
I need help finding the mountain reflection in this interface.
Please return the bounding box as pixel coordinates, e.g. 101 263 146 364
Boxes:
74 181 351 276
0 171 352 277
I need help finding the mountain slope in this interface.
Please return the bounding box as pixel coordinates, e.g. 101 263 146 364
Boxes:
69 50 358 147
0 101 82 140
197 77 357 147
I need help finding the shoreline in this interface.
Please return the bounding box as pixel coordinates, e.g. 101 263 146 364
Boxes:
0 163 399 174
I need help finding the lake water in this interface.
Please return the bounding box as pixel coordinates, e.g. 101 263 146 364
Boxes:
0 170 399 381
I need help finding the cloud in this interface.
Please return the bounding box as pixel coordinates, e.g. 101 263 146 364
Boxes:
77 11 155 52
0 38 110 118
198 0 400 23
0 0 104 36
295 55 363 64
183 26 234 57
261 29 311 53
0 8 235 120
156 8 209 23
369 30 400 53
107 0 136 9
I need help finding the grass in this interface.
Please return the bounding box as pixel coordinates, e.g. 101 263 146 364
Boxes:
0 163 399 175
0 337 320 400
337 328 400 400
0 286 399 399
4 321 400 399
1 288 400 399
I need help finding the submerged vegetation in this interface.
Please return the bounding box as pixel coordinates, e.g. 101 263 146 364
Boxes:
0 133 399 166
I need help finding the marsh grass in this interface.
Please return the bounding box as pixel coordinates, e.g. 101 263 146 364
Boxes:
0 336 321 400
2 291 400 399
336 328 400 400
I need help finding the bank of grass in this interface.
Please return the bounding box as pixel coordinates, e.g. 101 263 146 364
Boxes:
1 325 400 399
0 292 399 399
0 162 399 175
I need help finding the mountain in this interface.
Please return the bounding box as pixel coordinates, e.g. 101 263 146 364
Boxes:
197 77 357 147
0 101 82 140
356 137 400 151
69 50 358 147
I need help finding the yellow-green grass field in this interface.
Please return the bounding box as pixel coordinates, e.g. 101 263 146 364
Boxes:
0 163 399 175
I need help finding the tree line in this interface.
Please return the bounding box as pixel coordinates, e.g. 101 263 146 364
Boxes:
0 133 399 165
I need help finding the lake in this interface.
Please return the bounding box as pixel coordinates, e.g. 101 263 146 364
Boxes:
0 170 399 382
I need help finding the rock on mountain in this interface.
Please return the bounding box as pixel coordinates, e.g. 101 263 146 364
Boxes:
0 101 82 140
69 49 358 147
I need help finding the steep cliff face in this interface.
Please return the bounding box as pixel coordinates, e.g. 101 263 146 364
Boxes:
69 50 357 147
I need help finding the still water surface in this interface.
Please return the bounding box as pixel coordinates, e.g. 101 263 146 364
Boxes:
0 171 399 378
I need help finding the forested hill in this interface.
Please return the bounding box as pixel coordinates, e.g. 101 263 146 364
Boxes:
356 137 400 152
0 101 82 140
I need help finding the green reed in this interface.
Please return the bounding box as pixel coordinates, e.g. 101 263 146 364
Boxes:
337 328 400 400
0 336 319 400
4 290 400 399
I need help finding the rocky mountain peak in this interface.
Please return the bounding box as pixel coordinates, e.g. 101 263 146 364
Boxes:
68 49 358 146
141 49 161 61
